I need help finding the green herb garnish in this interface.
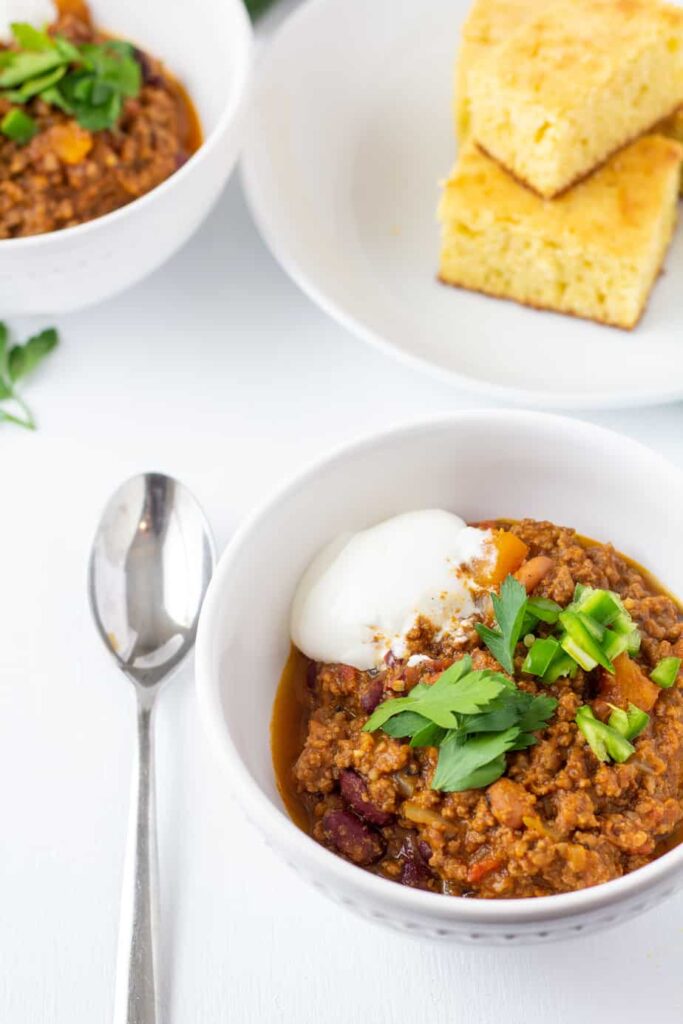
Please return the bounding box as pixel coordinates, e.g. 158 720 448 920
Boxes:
575 705 635 764
0 23 141 137
651 656 681 689
475 574 528 674
0 322 58 429
363 654 557 792
0 107 36 143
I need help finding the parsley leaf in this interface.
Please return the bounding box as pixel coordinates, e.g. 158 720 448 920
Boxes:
475 574 528 673
363 655 507 732
432 728 521 791
0 26 142 137
0 323 59 430
363 653 558 792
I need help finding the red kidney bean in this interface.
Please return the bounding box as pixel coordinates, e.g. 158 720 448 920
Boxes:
360 675 384 713
305 659 318 691
418 840 432 862
321 809 384 866
400 836 434 890
339 770 394 827
132 47 163 87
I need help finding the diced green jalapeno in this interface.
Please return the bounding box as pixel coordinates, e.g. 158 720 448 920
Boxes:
522 636 560 677
576 705 635 763
541 651 577 685
651 657 681 689
559 610 614 672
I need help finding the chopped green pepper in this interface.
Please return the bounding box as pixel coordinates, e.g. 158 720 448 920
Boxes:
522 636 561 677
651 656 681 689
0 107 36 144
608 703 649 741
576 705 635 763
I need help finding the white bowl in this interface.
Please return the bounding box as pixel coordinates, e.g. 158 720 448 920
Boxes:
196 411 683 944
242 0 683 409
0 0 252 315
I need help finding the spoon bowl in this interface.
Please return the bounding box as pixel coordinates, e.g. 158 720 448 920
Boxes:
89 472 214 1023
89 473 215 688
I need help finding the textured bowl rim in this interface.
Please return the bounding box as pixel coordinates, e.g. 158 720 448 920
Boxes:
0 0 253 251
196 410 683 925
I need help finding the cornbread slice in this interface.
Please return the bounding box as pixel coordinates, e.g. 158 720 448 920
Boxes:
468 0 683 198
454 0 542 138
659 105 683 190
438 136 682 329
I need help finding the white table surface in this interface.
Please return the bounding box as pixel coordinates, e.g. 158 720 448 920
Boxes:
3 6 683 1022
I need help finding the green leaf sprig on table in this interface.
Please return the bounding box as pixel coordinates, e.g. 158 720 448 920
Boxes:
363 654 557 792
244 0 280 19
0 23 141 143
0 322 58 429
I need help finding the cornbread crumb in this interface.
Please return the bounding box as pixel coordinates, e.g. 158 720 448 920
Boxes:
468 0 683 197
438 136 682 329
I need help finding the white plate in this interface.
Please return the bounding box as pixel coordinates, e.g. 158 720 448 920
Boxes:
242 0 683 409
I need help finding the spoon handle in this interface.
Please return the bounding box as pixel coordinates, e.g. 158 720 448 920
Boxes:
114 691 159 1024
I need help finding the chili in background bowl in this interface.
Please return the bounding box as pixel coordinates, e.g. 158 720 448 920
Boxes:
195 411 683 944
0 0 252 314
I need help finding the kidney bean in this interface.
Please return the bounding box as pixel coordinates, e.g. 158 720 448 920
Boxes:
418 840 432 862
321 809 384 866
360 675 384 714
400 835 433 890
132 47 163 87
339 770 394 827
306 659 318 692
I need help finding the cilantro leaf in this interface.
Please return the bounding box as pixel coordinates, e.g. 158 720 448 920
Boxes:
517 693 558 733
362 656 507 732
363 638 558 793
445 753 507 792
0 29 142 135
0 322 58 430
432 728 521 792
10 22 54 51
410 721 446 748
475 574 528 673
8 328 58 382
380 711 432 738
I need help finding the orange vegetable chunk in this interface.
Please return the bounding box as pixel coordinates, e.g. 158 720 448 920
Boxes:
597 653 660 713
477 530 529 587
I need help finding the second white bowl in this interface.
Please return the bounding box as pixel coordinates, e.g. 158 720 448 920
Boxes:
0 0 252 315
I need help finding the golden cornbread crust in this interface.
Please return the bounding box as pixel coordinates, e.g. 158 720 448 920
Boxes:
438 136 682 329
437 272 658 330
469 0 683 198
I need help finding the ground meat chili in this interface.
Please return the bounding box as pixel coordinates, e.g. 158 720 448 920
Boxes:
0 2 200 238
271 519 683 899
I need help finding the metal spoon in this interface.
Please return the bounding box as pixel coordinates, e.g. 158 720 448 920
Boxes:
88 473 215 1024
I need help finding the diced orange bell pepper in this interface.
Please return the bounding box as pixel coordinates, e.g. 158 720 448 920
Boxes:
597 653 660 713
49 123 93 166
475 530 529 587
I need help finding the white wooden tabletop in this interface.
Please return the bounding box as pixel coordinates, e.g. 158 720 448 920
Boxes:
2 5 683 1022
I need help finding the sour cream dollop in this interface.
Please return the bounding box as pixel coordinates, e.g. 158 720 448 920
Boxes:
290 509 494 671
0 0 57 42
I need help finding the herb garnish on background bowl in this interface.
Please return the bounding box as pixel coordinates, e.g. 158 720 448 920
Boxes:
0 22 141 144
